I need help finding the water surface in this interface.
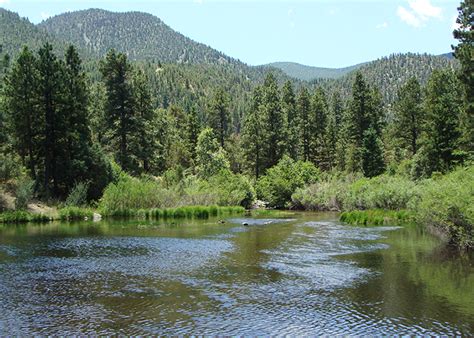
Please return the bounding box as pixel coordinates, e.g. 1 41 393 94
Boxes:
0 212 472 335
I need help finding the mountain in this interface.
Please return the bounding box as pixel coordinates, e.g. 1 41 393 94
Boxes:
0 8 67 57
266 61 367 81
313 53 458 104
39 9 240 66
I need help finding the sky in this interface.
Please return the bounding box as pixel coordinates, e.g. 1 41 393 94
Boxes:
0 0 461 68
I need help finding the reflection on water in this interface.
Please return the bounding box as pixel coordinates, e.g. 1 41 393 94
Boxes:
0 212 472 335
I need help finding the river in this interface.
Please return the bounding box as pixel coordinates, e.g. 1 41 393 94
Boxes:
0 212 472 335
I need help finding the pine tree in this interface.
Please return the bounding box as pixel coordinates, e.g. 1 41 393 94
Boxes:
328 91 344 170
132 68 155 173
393 77 424 156
185 104 201 165
281 81 298 160
4 47 40 180
297 87 311 162
346 72 385 175
310 87 329 168
100 49 136 172
208 88 230 148
415 69 463 176
37 42 65 196
452 0 474 154
262 73 285 168
242 86 264 179
362 128 385 177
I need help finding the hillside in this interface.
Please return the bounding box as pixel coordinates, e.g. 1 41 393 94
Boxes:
39 9 240 66
266 61 366 81
0 8 67 57
314 53 458 104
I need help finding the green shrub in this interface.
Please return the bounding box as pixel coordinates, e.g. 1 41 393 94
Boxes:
258 156 320 209
65 182 89 207
0 152 25 183
0 211 50 223
15 178 34 210
412 166 474 249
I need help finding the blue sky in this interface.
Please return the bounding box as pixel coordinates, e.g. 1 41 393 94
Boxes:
0 0 461 68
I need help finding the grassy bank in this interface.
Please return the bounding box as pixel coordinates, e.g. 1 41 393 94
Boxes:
0 205 245 224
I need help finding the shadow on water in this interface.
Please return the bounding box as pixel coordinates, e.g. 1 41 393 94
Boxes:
0 212 472 335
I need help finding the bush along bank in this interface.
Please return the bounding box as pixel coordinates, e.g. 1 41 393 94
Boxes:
291 166 474 249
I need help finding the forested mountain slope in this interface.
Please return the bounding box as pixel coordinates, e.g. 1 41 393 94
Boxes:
266 61 366 81
314 53 458 104
0 8 67 57
39 9 240 65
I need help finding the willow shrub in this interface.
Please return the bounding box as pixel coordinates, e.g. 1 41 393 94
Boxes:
412 166 474 249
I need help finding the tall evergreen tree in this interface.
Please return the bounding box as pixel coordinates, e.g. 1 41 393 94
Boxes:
262 73 285 168
415 69 464 176
242 86 264 179
297 87 312 162
4 47 40 180
37 42 65 196
185 104 201 165
393 77 424 156
310 87 329 168
100 49 136 172
362 128 385 177
281 81 298 160
131 68 155 173
328 91 344 170
452 0 474 154
208 88 230 148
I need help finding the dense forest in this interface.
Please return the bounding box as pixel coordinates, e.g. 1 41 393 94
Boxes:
0 2 472 248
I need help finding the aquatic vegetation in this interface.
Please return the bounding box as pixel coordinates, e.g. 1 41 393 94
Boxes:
340 209 413 226
58 207 94 221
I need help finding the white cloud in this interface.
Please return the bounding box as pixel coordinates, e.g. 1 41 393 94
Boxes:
40 11 51 20
376 22 389 29
193 0 203 4
0 0 11 5
397 0 442 28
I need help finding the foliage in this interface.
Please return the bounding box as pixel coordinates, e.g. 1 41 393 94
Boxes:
58 206 94 221
195 128 230 178
412 166 474 249
340 209 413 226
0 210 50 223
65 182 89 207
14 178 34 210
257 156 320 208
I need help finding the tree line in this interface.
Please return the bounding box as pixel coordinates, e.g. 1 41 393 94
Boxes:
0 1 472 203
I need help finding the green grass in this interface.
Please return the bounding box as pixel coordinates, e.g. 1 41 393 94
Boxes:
58 207 94 221
0 211 51 223
340 209 414 226
101 205 245 220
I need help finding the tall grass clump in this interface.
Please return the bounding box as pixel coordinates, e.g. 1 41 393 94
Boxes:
14 178 34 210
412 166 474 249
58 207 94 221
65 182 89 207
340 210 413 226
0 211 50 223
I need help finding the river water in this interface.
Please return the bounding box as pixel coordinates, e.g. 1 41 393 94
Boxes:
0 212 472 335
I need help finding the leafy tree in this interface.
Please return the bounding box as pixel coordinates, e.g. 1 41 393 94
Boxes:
3 46 40 180
452 0 474 154
100 49 136 172
297 87 311 162
208 88 230 148
195 127 229 178
257 155 320 208
242 86 264 179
